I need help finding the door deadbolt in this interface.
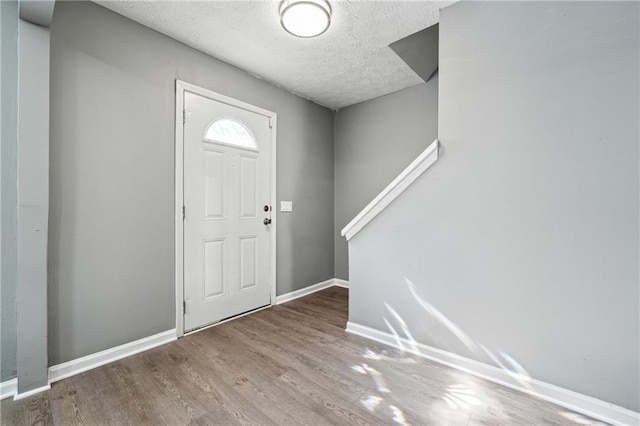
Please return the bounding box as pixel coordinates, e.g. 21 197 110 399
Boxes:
263 218 272 225
263 205 270 212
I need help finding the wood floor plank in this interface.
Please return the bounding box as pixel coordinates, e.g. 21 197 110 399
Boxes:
48 379 87 426
1 287 605 426
278 299 347 328
229 316 385 393
144 345 276 426
220 316 369 404
173 333 302 425
1 393 52 426
275 370 371 425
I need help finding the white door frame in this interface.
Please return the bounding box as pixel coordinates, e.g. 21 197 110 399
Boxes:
174 79 277 337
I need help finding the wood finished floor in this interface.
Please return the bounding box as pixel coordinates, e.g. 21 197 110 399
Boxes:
1 287 599 425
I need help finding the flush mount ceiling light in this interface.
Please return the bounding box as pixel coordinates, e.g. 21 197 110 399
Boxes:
280 0 331 38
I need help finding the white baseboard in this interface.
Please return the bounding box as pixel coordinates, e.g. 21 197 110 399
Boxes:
49 329 177 384
276 278 349 305
346 322 639 426
333 278 349 288
6 279 348 397
0 378 17 400
276 279 335 304
3 329 177 400
14 383 51 401
2 379 51 401
9 281 352 401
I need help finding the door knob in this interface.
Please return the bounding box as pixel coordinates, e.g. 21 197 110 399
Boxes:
263 218 272 225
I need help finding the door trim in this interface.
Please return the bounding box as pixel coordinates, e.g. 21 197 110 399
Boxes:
174 79 277 338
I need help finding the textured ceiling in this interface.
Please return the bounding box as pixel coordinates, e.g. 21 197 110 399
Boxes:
94 0 455 109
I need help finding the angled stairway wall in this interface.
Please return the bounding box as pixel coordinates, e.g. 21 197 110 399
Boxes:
334 76 439 280
344 0 639 419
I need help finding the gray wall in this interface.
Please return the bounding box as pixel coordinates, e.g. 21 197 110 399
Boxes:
49 1 334 365
334 78 439 279
0 0 18 382
348 1 639 411
17 19 51 392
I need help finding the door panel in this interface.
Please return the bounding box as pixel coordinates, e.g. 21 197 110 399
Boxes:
183 91 272 332
203 239 225 299
203 149 225 219
240 236 257 290
239 155 258 218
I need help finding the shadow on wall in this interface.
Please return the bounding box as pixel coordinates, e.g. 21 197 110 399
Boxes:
391 278 534 391
350 277 606 425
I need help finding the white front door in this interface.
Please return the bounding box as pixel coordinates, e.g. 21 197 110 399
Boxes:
183 90 273 332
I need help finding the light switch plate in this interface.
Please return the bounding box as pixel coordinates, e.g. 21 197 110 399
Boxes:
280 201 293 212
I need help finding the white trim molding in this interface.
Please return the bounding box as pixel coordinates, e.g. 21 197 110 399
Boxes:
175 80 186 337
5 329 175 400
19 276 346 393
14 383 51 401
0 378 17 400
341 139 439 241
333 279 349 288
276 278 349 305
346 322 639 426
276 279 335 305
49 329 176 384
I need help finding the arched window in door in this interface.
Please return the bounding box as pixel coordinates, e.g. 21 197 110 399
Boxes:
204 117 257 151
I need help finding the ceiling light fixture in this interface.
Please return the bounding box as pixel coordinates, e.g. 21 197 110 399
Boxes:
280 0 331 38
